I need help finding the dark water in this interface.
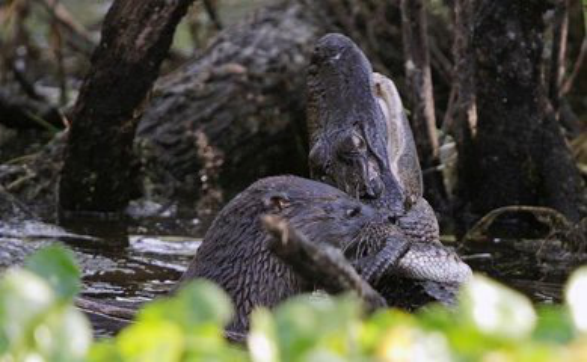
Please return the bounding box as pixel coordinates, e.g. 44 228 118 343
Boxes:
0 216 203 302
463 235 587 305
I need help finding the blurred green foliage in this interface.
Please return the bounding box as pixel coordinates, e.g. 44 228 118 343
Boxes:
0 246 90 362
1 246 587 361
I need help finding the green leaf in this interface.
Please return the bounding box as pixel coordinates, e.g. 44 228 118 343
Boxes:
104 280 245 361
35 305 93 362
0 268 91 362
0 269 56 347
88 340 124 362
374 324 453 362
361 309 416 354
416 304 456 332
459 274 536 341
117 320 184 361
24 245 81 301
249 308 279 362
140 280 233 330
533 305 575 344
565 266 587 333
270 294 363 361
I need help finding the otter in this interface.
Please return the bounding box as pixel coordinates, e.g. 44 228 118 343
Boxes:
178 175 398 332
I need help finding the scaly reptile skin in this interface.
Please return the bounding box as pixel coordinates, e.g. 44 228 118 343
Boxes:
306 33 471 304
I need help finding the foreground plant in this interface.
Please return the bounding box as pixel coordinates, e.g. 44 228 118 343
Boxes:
1 246 587 361
0 247 91 362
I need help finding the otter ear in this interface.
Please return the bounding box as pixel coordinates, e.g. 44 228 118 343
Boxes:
262 192 290 212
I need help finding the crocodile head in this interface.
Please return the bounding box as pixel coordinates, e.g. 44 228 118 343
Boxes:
307 33 421 216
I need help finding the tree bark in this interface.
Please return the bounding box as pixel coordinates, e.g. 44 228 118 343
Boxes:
462 0 586 227
58 0 196 214
449 0 478 229
400 0 447 210
548 0 569 116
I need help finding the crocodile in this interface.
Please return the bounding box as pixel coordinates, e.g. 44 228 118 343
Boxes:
306 33 471 306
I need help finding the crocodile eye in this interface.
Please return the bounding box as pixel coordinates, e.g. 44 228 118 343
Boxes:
338 132 366 160
351 133 366 150
346 206 361 218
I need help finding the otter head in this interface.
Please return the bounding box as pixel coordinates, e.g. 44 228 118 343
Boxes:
307 33 411 215
258 176 395 251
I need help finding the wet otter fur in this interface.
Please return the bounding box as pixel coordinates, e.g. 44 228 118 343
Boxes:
179 175 392 332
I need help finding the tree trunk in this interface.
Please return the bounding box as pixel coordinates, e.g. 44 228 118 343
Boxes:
58 0 195 214
461 0 585 227
399 0 447 210
449 0 478 229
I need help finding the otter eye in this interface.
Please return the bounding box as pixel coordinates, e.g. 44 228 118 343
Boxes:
346 206 361 218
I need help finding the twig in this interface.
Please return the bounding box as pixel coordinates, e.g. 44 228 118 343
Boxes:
0 184 37 219
23 110 60 133
6 173 35 192
202 0 222 30
48 1 68 107
75 297 137 321
441 83 457 133
463 205 573 242
4 153 39 165
429 37 453 85
36 0 96 56
400 0 448 208
262 215 387 312
10 62 43 101
548 0 569 112
561 37 587 96
400 0 439 158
